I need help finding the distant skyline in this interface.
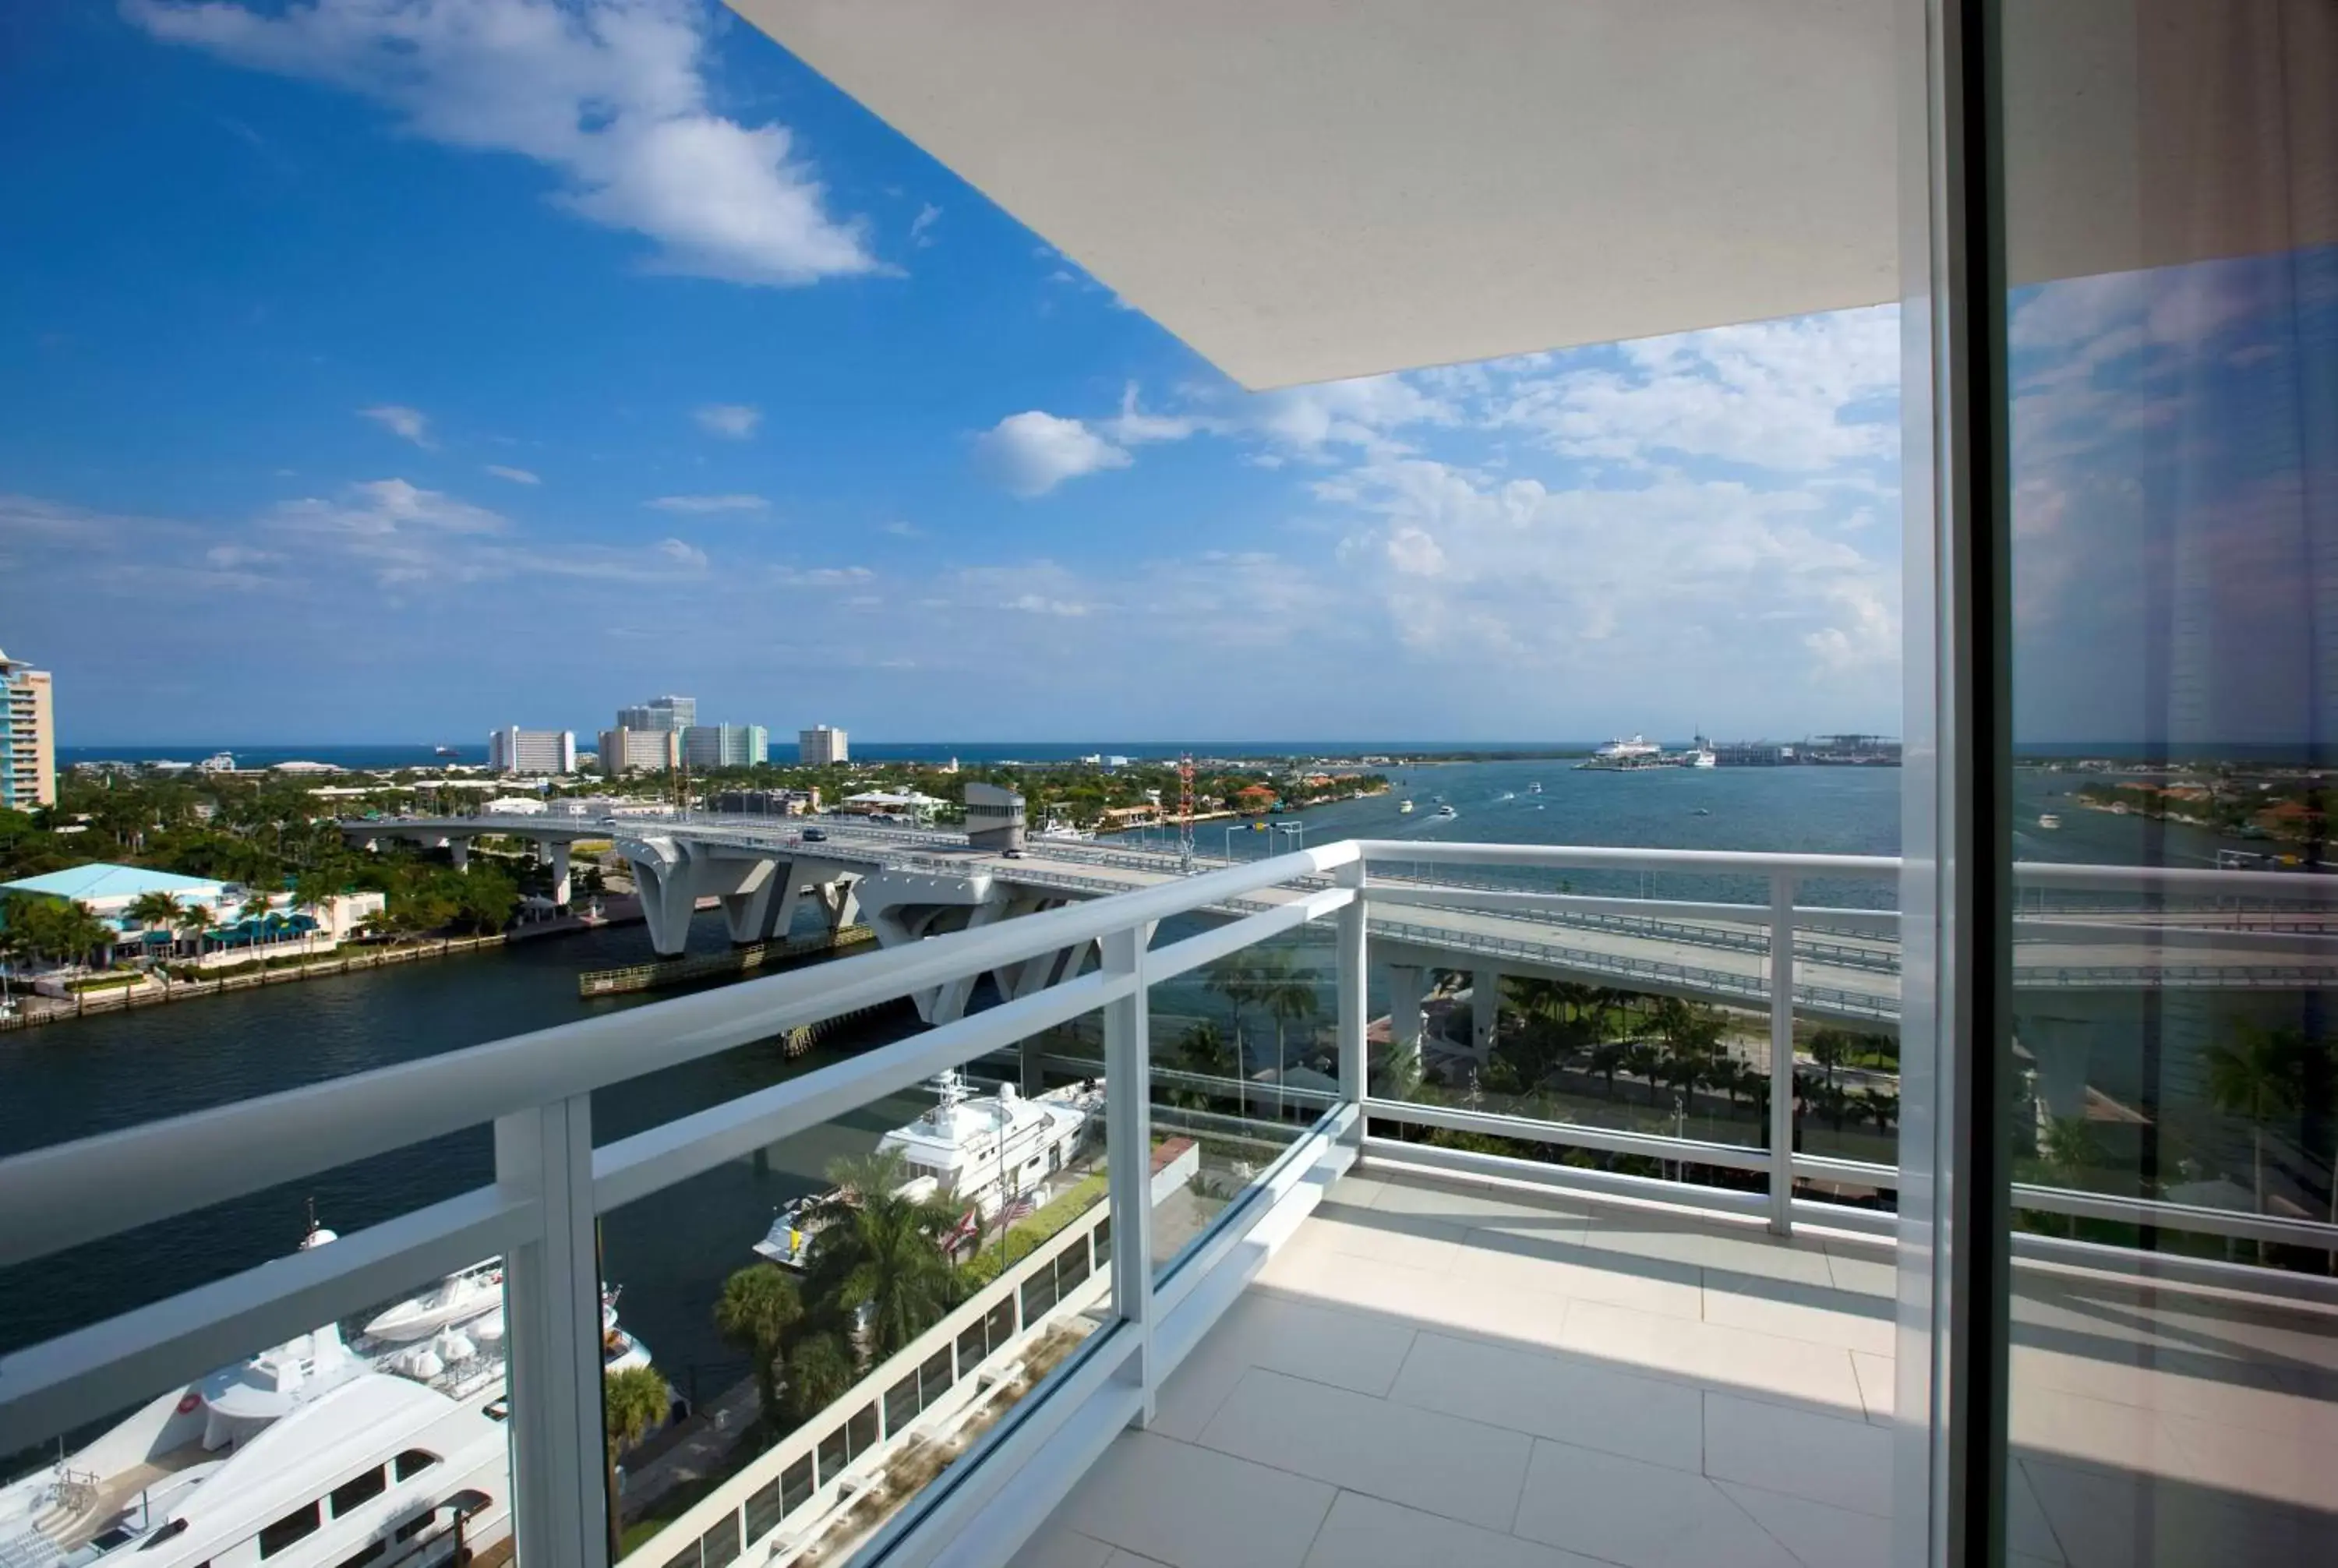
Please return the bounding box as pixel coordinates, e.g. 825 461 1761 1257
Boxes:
9 5 2316 752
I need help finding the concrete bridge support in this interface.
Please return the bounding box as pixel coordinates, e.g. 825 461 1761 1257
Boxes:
619 837 701 955
448 838 470 874
1381 963 1426 1081
856 870 1088 1026
548 842 572 909
1471 968 1503 1058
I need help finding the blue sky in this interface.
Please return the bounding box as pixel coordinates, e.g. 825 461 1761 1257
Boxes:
0 1 1916 747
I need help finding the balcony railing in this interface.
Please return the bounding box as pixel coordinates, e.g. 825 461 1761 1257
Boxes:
2 839 2333 1568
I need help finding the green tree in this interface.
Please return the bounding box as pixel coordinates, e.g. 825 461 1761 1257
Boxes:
780 1333 856 1425
2202 1026 2311 1230
14 898 111 967
174 902 214 958
803 1150 966 1361
1205 953 1266 1068
602 1363 669 1561
714 1264 803 1430
1810 1028 1854 1091
125 889 182 935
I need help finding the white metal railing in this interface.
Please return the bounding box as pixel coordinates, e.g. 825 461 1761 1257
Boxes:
3 839 2336 1568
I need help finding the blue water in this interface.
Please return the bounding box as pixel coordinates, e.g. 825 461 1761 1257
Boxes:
57 740 1623 771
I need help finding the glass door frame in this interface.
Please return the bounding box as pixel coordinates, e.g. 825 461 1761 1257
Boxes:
1895 2 2015 1564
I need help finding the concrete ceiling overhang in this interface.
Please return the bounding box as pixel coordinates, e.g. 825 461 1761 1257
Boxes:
733 0 2336 391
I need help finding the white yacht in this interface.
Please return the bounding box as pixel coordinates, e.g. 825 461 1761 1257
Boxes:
1593 735 1662 761
1527 782 1542 794
2038 813 2061 830
0 1225 524 1566
756 1072 1099 1267
1033 811 1096 842
1433 803 1457 819
881 1072 1097 1218
1686 746 1718 768
1397 799 1414 814
362 1259 503 1342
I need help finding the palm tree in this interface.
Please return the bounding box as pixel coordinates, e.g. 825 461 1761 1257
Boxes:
125 890 182 950
714 1263 803 1429
602 1363 669 1559
1810 1029 1852 1091
1205 953 1266 1067
174 902 214 959
19 898 111 969
803 1150 966 1360
1173 1019 1236 1079
780 1333 856 1425
2202 1026 2310 1231
1588 1040 1629 1100
0 921 24 1012
1256 951 1319 1119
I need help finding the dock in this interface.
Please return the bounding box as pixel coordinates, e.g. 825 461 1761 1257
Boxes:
577 923 878 998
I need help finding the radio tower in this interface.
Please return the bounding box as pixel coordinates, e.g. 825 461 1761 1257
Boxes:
1177 753 1196 874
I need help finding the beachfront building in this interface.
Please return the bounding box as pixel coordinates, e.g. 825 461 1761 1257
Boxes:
681 723 768 769
595 726 680 776
617 695 695 733
486 726 576 776
0 647 55 810
0 863 226 931
798 723 849 765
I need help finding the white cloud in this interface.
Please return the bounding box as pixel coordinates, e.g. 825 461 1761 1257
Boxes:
656 538 708 570
279 478 507 537
647 493 768 514
484 464 539 485
974 411 1132 497
774 565 874 588
1383 525 1448 577
359 404 433 447
1104 382 1220 447
694 403 761 439
1005 593 1092 617
909 203 941 247
878 520 924 538
1252 374 1453 457
1491 307 1899 471
129 0 881 287
206 543 283 568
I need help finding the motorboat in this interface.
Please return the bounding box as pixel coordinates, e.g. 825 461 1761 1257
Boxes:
362 1259 503 1342
1527 782 1542 794
1433 804 1457 819
1686 746 1718 768
1398 800 1414 814
2038 814 2061 830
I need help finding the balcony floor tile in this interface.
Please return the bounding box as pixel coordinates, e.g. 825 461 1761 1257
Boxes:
1385 1329 1704 1470
1701 1390 1892 1517
1510 1439 1802 1568
1196 1366 1535 1532
1047 1429 1335 1568
1701 1267 1897 1357
1301 1491 1611 1568
1150 1291 1419 1443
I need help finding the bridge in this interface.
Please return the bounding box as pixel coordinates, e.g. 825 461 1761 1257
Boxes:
345 814 2338 1082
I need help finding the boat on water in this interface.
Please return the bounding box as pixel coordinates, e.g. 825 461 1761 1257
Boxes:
2038 814 2061 830
362 1259 502 1342
1398 800 1414 814
756 1072 1101 1269
1685 746 1718 768
1433 803 1457 819
1594 734 1662 761
433 744 461 758
0 1214 586 1566
1527 782 1542 794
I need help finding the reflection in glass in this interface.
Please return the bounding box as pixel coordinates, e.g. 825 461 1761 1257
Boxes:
1998 2 2337 1559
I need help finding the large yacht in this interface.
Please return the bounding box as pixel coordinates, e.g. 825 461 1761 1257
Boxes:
756 1072 1099 1268
0 1225 648 1566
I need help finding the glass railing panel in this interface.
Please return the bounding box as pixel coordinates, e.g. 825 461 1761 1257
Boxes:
602 1015 1114 1568
0 1248 516 1568
1148 934 1328 1279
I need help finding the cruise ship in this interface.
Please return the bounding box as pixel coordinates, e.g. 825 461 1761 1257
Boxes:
1592 734 1662 761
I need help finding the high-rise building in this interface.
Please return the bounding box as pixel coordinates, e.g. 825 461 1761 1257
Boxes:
487 726 576 776
799 725 849 765
617 695 696 733
0 647 55 810
681 724 768 769
597 726 681 775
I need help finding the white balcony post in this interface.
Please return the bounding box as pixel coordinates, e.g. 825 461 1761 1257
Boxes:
496 1094 609 1568
1101 921 1157 1425
1768 873 1796 1236
1335 860 1368 1145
